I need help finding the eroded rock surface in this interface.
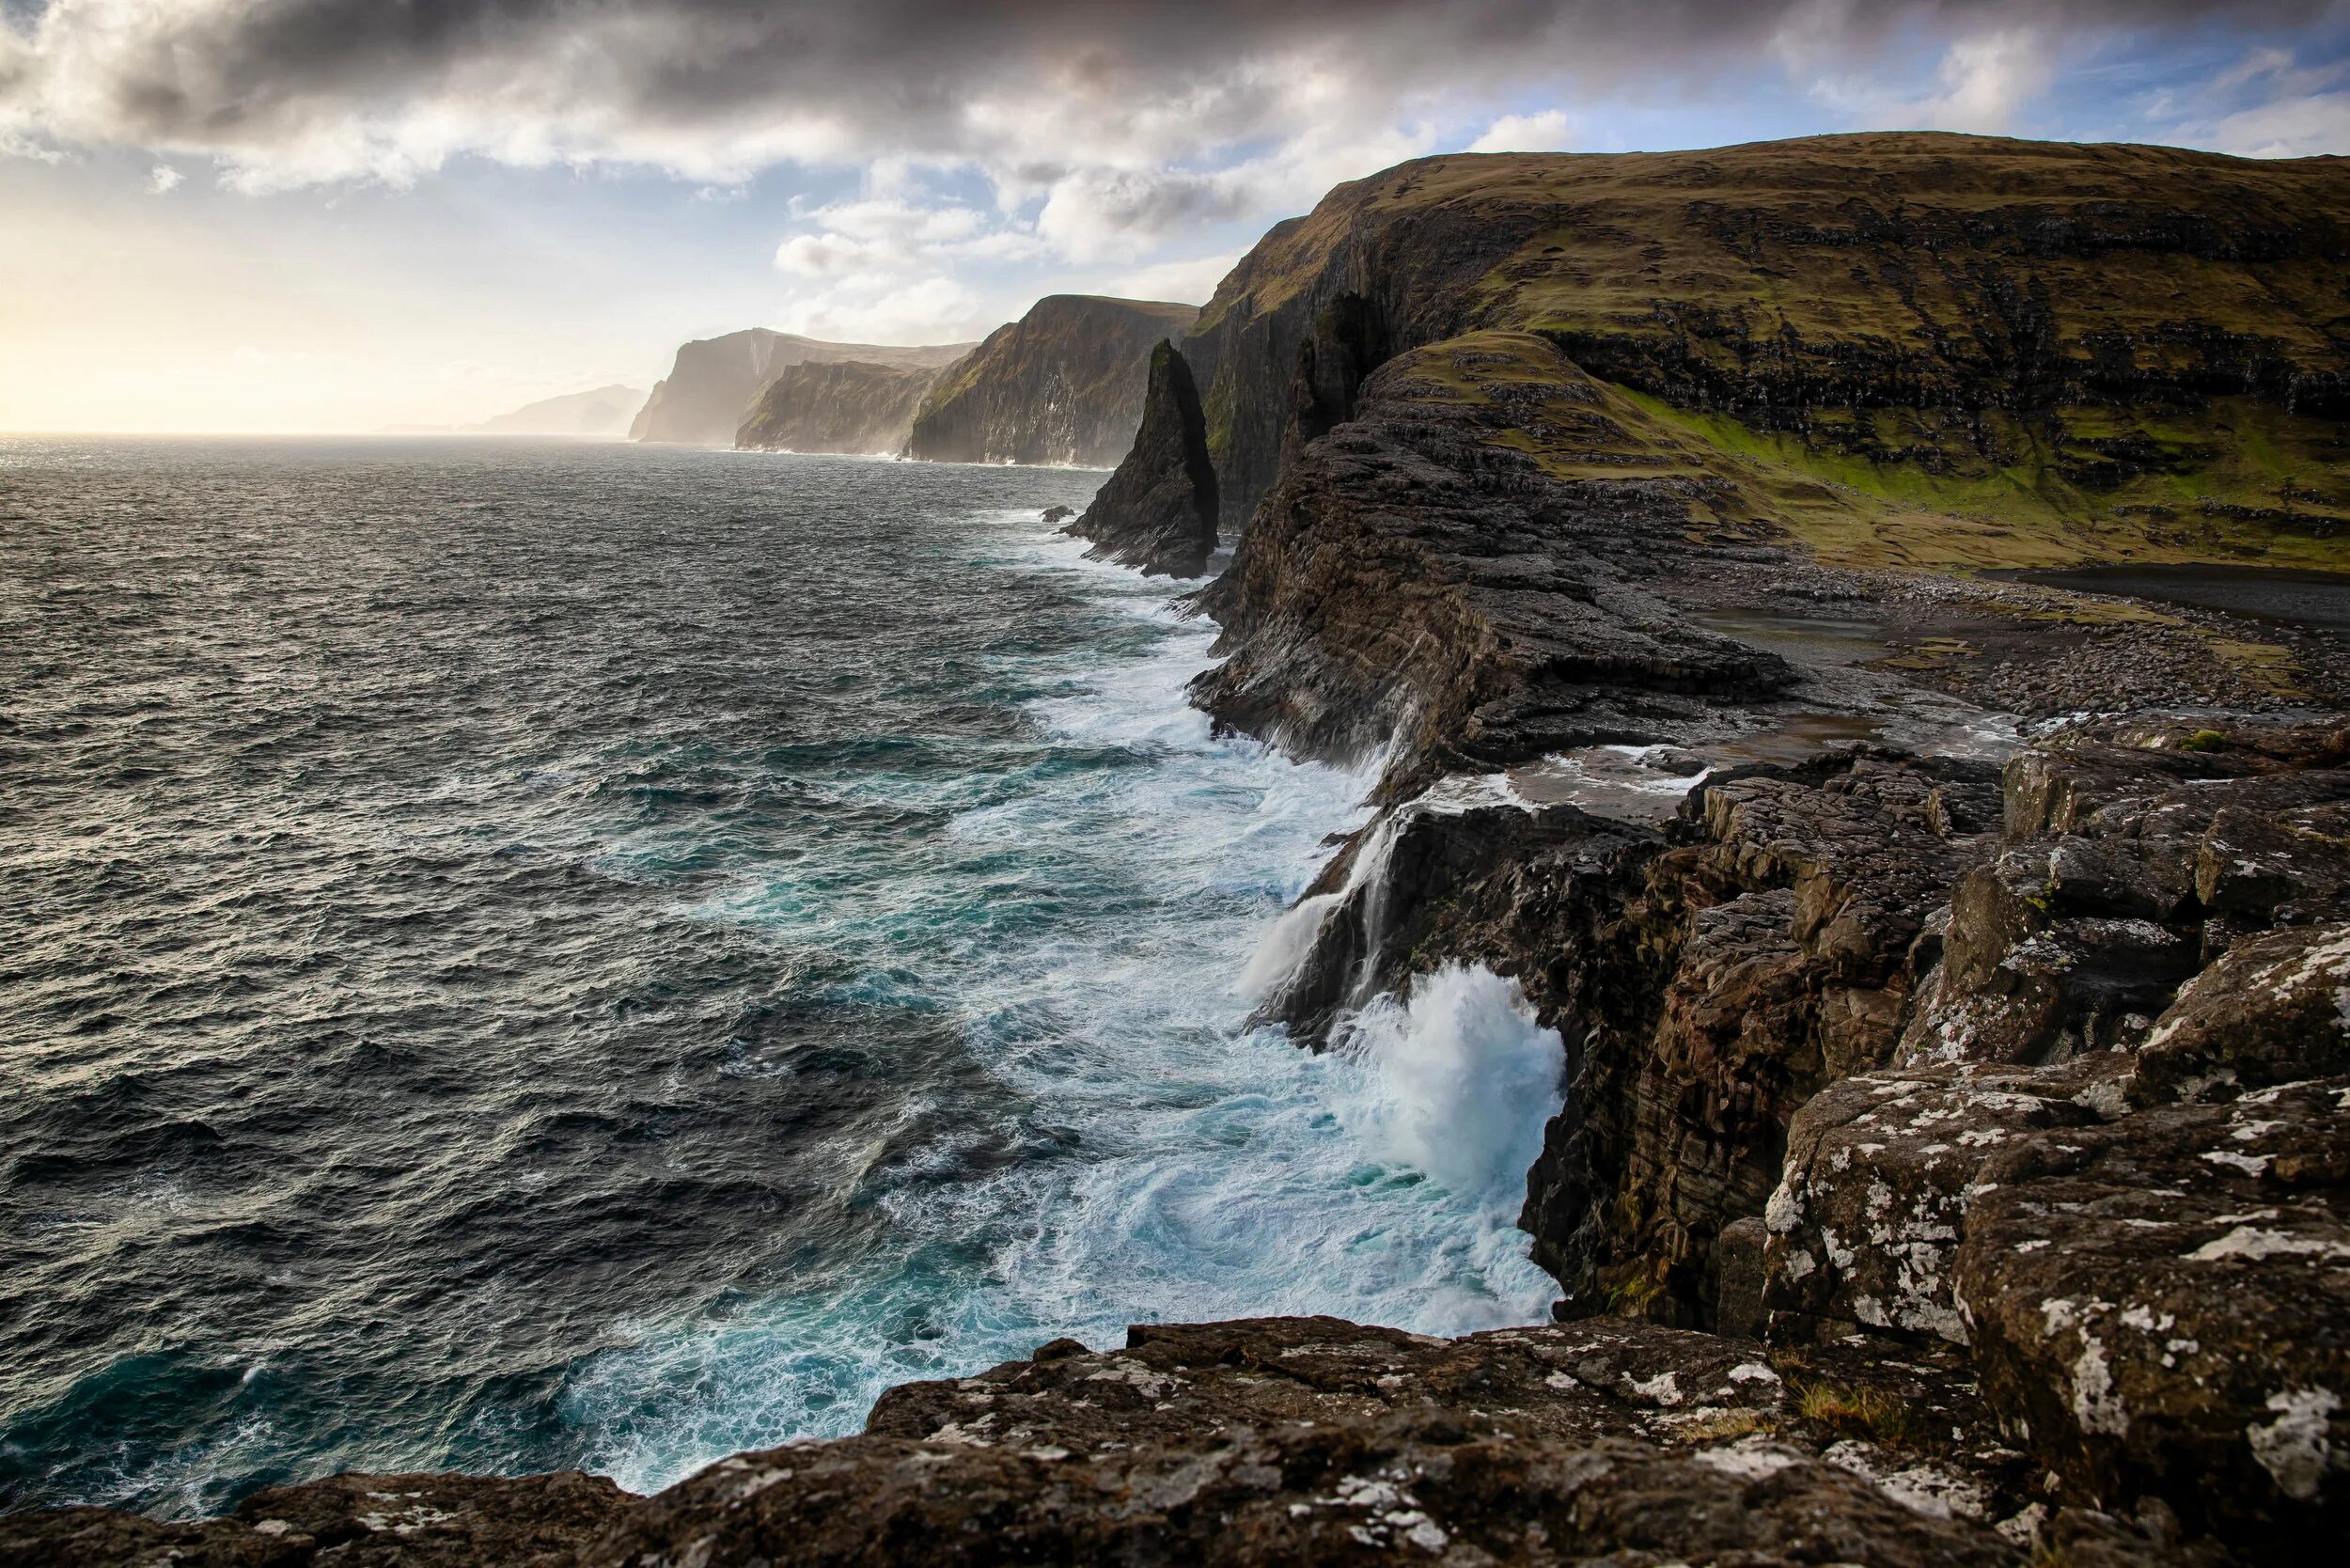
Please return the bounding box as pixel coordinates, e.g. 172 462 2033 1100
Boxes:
0 1470 631 1567
1958 1079 2350 1550
906 295 1200 466
1062 340 1220 576
1191 334 1794 784
1760 1058 2124 1345
1225 696 2350 1568
605 1318 2048 1568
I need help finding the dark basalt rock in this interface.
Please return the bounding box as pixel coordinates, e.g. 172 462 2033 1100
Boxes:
606 1318 2029 1567
1190 336 1795 786
733 358 944 454
906 295 1201 466
1902 725 2350 1070
1279 290 1390 466
1957 1079 2350 1550
592 1426 2013 1568
0 1469 632 1567
1060 341 1220 577
1 1320 2066 1567
1258 798 1658 1050
1250 713 2350 1388
1759 1057 2127 1345
2134 922 2350 1104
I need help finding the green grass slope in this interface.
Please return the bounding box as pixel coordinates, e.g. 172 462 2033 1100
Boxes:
1185 133 2350 570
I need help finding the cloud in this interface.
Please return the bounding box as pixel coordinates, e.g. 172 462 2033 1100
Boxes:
5 0 2342 336
2207 89 2350 154
1035 166 1256 262
1898 27 2058 133
773 273 990 345
2161 47 2350 157
147 162 180 194
1107 250 1248 306
1800 24 2061 133
1467 109 1576 153
3 3 2318 193
775 194 1042 283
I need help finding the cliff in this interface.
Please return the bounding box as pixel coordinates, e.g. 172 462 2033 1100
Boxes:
1058 340 1220 575
631 331 972 447
467 385 645 438
1177 133 2350 561
1159 131 2350 1560
10 1313 2221 1566
733 359 944 455
905 295 1200 466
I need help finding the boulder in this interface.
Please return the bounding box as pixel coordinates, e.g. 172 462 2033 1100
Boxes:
1759 1059 2124 1345
601 1318 2022 1568
585 1423 2016 1568
1900 820 2221 1067
1956 1077 2350 1549
2194 807 2350 921
2135 923 2350 1104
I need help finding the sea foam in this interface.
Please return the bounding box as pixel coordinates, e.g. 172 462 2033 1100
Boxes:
1336 964 1566 1209
563 516 1563 1496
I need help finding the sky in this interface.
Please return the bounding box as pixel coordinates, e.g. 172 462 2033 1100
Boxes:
3 0 2348 433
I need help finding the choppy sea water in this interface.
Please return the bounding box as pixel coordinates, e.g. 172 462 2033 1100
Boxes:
0 437 1562 1518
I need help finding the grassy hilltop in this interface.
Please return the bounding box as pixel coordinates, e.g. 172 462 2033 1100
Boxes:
1183 133 2350 571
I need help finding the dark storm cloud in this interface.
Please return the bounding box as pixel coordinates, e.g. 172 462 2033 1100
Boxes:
6 2 2326 145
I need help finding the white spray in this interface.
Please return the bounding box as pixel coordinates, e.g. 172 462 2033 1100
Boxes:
1336 964 1566 1210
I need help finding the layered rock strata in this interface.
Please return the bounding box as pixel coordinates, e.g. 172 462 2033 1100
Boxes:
5 1318 2224 1566
631 331 971 447
1059 340 1221 576
1174 133 2350 553
906 295 1200 466
733 359 943 455
1256 713 2349 1556
1191 331 1796 787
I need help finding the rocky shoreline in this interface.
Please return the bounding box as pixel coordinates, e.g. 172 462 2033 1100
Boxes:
11 133 2350 1564
12 510 2342 1568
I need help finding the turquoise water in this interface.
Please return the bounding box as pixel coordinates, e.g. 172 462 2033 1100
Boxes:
0 439 1559 1515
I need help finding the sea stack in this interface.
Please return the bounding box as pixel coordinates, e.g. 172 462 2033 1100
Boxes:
1061 341 1220 577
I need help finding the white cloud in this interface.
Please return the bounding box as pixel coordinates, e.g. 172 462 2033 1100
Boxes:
2201 89 2350 157
146 163 180 194
2147 46 2350 158
1035 166 1255 262
1809 26 2058 133
774 193 1049 298
1919 29 2058 133
774 274 990 344
774 231 895 278
1106 250 1246 305
1467 109 1575 153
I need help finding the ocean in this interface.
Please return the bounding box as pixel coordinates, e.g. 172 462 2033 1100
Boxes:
0 436 1561 1517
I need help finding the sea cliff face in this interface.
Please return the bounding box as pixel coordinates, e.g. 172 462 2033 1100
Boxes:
1176 133 2350 557
906 295 1200 466
470 385 646 439
632 331 972 447
1155 130 2350 1560
733 359 943 455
